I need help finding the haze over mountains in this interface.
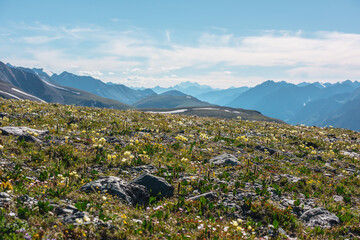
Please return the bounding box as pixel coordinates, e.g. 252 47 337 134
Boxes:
0 61 359 131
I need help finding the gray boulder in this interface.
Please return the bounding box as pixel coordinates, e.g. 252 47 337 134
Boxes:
130 173 174 198
0 126 48 136
209 153 240 166
80 176 150 206
300 207 340 227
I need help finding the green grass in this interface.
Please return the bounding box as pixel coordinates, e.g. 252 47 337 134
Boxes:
0 98 359 239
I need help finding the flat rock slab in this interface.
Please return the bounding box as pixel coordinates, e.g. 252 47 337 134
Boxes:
80 176 150 206
209 153 240 166
300 207 340 228
130 173 174 198
0 126 48 136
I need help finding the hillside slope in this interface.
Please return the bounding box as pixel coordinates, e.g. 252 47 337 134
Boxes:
142 106 285 123
132 95 213 108
0 98 359 239
0 61 130 110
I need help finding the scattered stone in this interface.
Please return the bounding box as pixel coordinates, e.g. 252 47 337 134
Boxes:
17 134 41 143
17 194 38 207
300 207 340 227
130 173 174 198
278 227 287 235
304 141 319 149
62 211 91 225
81 176 150 206
180 175 198 182
237 191 258 201
0 192 11 207
0 112 9 118
333 195 344 202
130 165 157 174
281 174 302 183
346 168 356 173
189 192 217 201
0 192 11 198
209 153 240 166
0 126 48 136
255 145 277 155
55 204 79 216
132 219 143 224
267 224 277 238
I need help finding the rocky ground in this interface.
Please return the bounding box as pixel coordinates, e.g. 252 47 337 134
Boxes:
0 98 359 239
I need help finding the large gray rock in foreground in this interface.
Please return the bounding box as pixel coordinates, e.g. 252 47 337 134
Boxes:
80 176 150 206
0 126 48 136
300 207 340 227
130 173 174 198
209 153 240 166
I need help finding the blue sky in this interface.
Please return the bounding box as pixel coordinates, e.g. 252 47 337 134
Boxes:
1 0 360 88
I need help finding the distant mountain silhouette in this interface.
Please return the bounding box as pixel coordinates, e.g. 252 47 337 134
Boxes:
196 87 249 106
292 87 360 131
321 88 360 131
160 90 188 96
227 80 360 130
153 81 214 96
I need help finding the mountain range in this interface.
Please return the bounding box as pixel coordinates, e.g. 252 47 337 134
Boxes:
0 61 280 123
0 61 359 131
225 80 360 130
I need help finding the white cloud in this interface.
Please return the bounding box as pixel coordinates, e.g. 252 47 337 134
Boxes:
2 22 360 87
165 30 171 42
198 33 234 46
77 70 103 77
22 36 62 44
